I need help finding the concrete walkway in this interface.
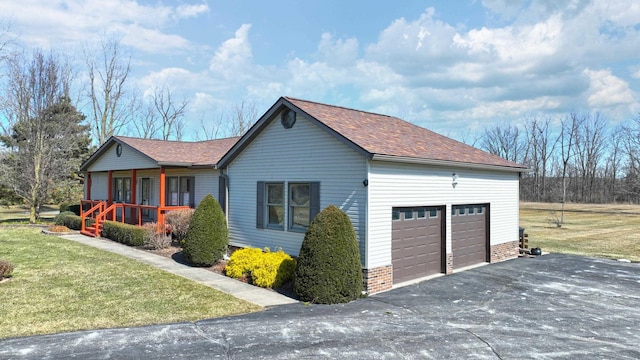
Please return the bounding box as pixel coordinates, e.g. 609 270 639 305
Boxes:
59 234 297 307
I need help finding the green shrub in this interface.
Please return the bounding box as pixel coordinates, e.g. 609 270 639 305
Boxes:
54 212 83 230
183 195 228 266
226 248 295 288
101 221 145 246
165 208 194 243
58 203 71 213
294 205 362 304
252 249 296 288
225 247 263 278
0 259 14 278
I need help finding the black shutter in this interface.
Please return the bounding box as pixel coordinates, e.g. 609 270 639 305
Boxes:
189 177 195 208
256 181 265 228
218 175 227 214
309 182 320 223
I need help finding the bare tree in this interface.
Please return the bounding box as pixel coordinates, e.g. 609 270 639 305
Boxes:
84 36 133 145
572 112 607 202
479 124 527 163
557 112 580 222
131 102 159 139
0 50 90 222
524 115 559 201
622 113 640 202
197 112 225 140
604 125 623 202
229 99 258 136
151 85 188 141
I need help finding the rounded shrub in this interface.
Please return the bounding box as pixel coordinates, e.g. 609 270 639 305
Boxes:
252 249 295 289
225 247 296 288
182 194 228 266
294 205 362 304
225 247 263 279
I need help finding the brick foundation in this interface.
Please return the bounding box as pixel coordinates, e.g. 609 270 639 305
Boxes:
445 253 453 274
490 240 519 262
362 265 393 294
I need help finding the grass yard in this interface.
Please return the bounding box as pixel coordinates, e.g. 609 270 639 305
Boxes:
0 227 261 339
520 202 640 262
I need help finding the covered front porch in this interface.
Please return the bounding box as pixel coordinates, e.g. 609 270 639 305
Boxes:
80 167 194 237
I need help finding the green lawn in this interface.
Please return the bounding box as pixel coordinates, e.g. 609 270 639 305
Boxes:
520 202 640 262
0 227 261 339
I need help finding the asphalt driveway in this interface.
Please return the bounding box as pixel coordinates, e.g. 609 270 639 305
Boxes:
2 253 639 359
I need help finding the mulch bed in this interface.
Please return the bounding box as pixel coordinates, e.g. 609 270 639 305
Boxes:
146 244 296 299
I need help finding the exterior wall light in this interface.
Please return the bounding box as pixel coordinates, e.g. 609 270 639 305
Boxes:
452 173 458 188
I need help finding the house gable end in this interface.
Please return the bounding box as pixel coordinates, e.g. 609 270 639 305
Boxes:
84 139 159 172
218 97 371 168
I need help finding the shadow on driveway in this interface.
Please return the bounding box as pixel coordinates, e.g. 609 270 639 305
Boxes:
2 254 639 359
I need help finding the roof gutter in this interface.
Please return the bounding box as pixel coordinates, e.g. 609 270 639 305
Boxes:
371 154 530 173
157 161 194 167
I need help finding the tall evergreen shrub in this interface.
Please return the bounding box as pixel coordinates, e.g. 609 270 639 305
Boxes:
294 205 362 304
183 194 228 266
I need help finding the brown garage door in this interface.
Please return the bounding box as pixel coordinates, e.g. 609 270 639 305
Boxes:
392 207 443 284
451 204 488 269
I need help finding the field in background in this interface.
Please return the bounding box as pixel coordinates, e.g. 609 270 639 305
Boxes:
520 202 640 262
0 205 58 223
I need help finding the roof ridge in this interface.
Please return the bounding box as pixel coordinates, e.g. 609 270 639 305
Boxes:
284 96 400 121
115 135 241 144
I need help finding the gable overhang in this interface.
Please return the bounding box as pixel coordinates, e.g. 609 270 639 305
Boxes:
371 154 530 173
217 97 372 168
81 136 161 172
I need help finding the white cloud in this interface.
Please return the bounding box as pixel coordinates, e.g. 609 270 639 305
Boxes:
175 4 209 19
209 24 253 78
583 68 635 108
316 33 359 67
0 0 205 53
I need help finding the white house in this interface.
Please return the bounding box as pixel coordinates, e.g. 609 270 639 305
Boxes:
80 96 527 294
79 136 238 235
217 97 527 293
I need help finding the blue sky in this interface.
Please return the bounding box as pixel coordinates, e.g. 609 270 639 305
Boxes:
1 0 639 141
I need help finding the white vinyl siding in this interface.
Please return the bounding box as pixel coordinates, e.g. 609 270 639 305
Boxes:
87 143 157 172
163 168 220 207
226 110 367 259
88 172 108 200
367 160 519 269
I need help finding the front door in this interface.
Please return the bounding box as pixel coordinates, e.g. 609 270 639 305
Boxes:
141 178 151 218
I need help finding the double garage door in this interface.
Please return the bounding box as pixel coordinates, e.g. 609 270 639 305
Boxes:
392 204 487 284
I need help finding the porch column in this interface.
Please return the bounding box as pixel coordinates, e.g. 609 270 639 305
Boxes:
86 172 92 200
107 170 113 206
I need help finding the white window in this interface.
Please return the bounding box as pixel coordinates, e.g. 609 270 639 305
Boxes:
257 181 319 231
289 183 310 231
266 183 285 229
113 177 131 203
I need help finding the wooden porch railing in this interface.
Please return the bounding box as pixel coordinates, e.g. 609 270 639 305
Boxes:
80 199 191 237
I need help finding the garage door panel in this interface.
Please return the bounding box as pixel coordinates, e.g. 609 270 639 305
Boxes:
392 207 443 283
452 205 487 269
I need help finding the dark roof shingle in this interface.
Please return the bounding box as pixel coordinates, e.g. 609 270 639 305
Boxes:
285 97 526 169
116 136 240 166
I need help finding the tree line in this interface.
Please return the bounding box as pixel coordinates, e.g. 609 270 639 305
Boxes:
0 27 256 222
478 111 640 204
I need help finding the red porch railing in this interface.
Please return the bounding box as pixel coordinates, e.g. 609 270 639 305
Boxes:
80 199 190 237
